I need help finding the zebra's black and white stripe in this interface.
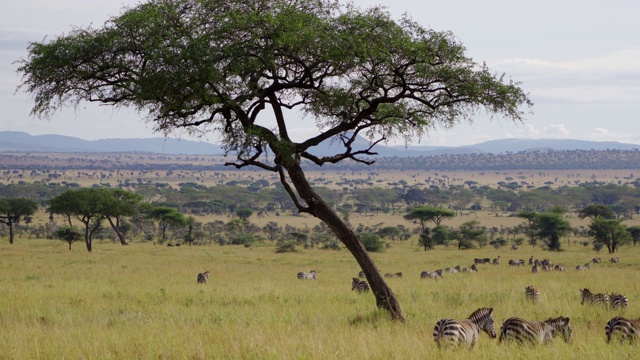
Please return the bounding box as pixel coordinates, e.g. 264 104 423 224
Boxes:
352 277 370 293
605 316 640 343
297 271 317 280
433 307 496 348
580 288 609 308
420 270 443 279
525 286 540 303
197 270 209 284
609 293 628 309
499 316 572 345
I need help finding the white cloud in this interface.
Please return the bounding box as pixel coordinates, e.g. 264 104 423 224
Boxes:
494 49 640 104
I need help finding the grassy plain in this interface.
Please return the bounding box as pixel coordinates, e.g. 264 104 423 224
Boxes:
1 238 640 359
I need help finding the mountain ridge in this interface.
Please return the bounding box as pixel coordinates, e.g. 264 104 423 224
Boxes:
0 131 638 156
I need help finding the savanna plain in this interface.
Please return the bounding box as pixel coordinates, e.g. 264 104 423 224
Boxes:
2 167 640 359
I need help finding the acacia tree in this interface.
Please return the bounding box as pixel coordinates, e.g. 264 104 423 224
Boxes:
49 188 110 252
102 189 143 245
403 206 455 231
530 213 571 251
0 198 39 244
17 0 531 321
147 206 188 243
588 218 630 254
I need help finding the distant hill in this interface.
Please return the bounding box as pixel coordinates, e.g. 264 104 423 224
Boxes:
0 131 639 156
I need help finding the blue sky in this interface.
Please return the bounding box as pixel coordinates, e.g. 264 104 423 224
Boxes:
2 0 639 146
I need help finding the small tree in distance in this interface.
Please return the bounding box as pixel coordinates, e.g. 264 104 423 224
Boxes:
17 0 532 321
54 226 83 250
0 197 39 244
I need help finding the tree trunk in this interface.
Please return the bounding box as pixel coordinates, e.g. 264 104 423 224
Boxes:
84 224 92 252
8 221 14 244
107 217 128 245
285 162 404 321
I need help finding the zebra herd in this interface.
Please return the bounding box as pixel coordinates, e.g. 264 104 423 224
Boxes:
434 307 640 347
433 307 573 347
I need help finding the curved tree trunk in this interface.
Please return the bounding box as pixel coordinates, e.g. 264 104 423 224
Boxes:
285 162 404 321
107 217 128 245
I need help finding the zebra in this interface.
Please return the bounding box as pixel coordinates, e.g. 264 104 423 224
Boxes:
297 271 317 280
609 293 629 309
525 286 540 303
358 271 365 278
580 288 609 308
420 270 442 279
553 264 567 271
592 257 602 264
433 307 496 348
605 316 640 343
352 277 370 293
384 272 403 278
531 264 539 273
499 316 572 345
492 256 500 265
470 264 478 272
444 267 457 274
197 270 209 284
610 257 620 263
528 256 534 265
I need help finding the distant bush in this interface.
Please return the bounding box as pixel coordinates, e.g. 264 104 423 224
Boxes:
360 232 384 252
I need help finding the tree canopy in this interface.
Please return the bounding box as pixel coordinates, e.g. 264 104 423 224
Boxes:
17 0 532 321
403 206 455 230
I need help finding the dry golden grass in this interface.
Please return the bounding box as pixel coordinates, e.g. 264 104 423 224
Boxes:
1 237 640 359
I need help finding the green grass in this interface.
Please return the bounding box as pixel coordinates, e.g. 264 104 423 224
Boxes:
1 239 639 359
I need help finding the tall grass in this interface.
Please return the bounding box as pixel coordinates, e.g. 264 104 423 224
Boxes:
0 239 639 359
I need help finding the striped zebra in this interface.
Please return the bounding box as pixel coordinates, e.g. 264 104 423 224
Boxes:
297 271 317 280
525 286 540 303
352 277 370 293
609 293 628 310
580 288 609 308
197 270 209 284
421 270 442 279
433 307 496 348
610 257 620 263
605 316 640 343
499 316 572 345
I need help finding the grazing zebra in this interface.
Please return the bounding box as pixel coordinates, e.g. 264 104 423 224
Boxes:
352 277 370 293
525 286 540 303
609 293 629 309
605 317 640 343
592 257 602 264
445 267 458 274
297 271 317 280
610 257 620 263
470 264 478 272
421 270 442 279
492 256 501 265
499 316 572 345
433 307 496 348
580 288 609 308
358 271 366 278
553 264 567 271
384 272 402 278
197 270 209 284
531 264 539 273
